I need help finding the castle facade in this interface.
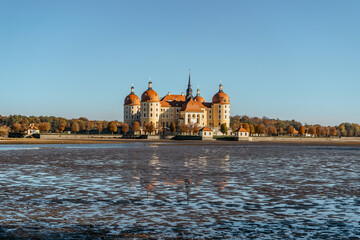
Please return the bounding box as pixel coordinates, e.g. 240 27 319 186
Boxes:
123 74 230 131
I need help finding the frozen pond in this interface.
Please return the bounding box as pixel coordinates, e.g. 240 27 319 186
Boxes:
0 143 359 239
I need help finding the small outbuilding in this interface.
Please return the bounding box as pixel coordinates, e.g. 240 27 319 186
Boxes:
199 127 214 140
27 124 40 135
235 127 249 140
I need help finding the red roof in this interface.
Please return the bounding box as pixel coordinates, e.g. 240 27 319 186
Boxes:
237 127 248 132
200 127 213 131
124 93 140 105
181 99 204 112
212 91 230 104
141 89 159 102
161 94 186 102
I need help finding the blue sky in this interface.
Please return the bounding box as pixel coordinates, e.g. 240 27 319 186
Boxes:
1 0 359 125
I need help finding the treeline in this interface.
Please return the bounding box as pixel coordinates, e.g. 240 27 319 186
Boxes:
0 115 129 136
231 115 360 137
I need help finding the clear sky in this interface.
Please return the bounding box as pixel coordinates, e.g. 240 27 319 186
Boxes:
1 0 359 126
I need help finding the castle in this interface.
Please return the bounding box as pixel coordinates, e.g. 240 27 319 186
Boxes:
123 74 230 133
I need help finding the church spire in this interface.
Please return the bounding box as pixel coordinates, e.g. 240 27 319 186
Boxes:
186 71 193 101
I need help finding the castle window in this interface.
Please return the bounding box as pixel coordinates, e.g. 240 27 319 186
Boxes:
125 116 128 119
151 108 153 112
144 113 146 117
150 113 153 117
156 114 158 117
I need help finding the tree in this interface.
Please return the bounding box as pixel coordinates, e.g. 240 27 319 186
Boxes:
299 126 305 136
192 125 200 135
86 121 94 133
267 126 277 136
0 126 10 137
143 122 149 135
287 125 295 135
79 122 86 132
258 123 266 135
308 126 316 136
329 127 337 136
279 127 285 135
132 121 140 135
249 124 255 135
57 121 66 133
11 123 22 133
170 122 176 134
108 121 118 134
157 124 163 135
178 123 188 135
220 123 228 135
316 126 322 136
121 123 129 134
96 122 103 134
146 122 155 135
71 122 80 133
39 122 51 133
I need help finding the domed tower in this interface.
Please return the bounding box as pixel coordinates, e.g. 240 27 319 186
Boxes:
194 88 205 103
211 83 230 128
140 80 161 128
124 85 141 126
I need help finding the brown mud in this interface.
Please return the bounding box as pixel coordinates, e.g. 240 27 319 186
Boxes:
0 143 359 239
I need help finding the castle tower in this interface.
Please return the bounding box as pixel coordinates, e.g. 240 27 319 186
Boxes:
123 85 141 126
140 80 161 130
211 82 230 128
185 72 193 101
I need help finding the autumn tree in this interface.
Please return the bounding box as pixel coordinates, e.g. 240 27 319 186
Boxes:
57 121 66 133
39 122 51 133
121 123 129 134
108 121 118 134
287 125 295 135
177 123 188 135
157 124 163 135
243 123 250 133
170 122 176 134
249 124 255 135
299 126 305 136
86 121 94 133
258 123 266 135
192 125 200 135
96 122 103 134
267 126 277 136
0 126 10 137
308 126 316 136
146 122 155 135
11 123 22 133
329 127 337 136
71 122 80 133
316 126 322 136
143 123 149 135
220 123 228 135
279 127 285 135
79 122 86 132
132 121 140 135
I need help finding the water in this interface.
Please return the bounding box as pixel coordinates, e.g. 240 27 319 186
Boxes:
0 143 359 239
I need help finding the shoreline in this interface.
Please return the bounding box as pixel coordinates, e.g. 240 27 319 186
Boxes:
1 137 360 147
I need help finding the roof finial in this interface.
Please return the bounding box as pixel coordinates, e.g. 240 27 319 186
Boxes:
131 84 134 94
186 69 193 101
219 81 223 92
148 77 152 90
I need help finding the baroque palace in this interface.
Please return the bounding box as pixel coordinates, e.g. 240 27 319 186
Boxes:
123 74 230 132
